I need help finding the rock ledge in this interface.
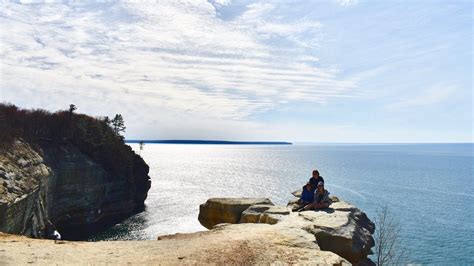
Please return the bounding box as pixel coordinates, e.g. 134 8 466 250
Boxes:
198 194 375 265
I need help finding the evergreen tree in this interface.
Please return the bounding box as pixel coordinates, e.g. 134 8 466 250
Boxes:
68 104 77 139
68 104 77 120
111 114 126 136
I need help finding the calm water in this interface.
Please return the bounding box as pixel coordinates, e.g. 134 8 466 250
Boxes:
90 143 473 264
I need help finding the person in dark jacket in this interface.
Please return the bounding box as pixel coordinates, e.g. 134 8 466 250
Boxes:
308 170 324 189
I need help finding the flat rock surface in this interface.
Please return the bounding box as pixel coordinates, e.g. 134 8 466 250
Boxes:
298 210 350 228
0 229 348 265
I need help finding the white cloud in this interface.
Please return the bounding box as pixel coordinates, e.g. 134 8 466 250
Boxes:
0 0 359 139
334 0 359 7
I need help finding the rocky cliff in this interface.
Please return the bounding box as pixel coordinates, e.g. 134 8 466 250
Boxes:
198 195 375 265
0 140 50 238
0 192 375 265
0 139 151 239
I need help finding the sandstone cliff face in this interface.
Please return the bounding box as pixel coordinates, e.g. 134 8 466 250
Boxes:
0 140 50 237
198 198 273 228
0 139 151 239
198 196 375 265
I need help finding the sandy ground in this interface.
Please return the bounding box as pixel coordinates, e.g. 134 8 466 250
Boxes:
0 224 347 265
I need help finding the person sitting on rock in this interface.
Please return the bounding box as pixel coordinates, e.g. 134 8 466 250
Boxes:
292 182 314 211
308 169 324 189
300 181 331 211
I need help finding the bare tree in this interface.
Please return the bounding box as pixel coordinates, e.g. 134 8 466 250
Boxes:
374 206 408 265
139 140 144 154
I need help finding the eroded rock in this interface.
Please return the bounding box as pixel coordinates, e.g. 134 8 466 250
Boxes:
0 140 50 238
198 198 273 229
198 196 375 265
239 204 273 223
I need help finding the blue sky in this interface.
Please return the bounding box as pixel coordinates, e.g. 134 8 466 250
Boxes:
0 0 472 142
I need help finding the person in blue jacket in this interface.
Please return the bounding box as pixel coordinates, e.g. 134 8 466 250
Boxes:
292 182 314 211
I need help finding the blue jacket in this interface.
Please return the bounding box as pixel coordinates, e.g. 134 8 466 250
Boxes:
300 186 315 203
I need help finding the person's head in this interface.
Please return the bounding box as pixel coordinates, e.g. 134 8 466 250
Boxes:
312 170 320 178
305 182 312 190
317 181 324 193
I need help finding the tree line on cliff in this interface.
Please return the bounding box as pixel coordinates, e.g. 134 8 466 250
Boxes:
0 103 148 181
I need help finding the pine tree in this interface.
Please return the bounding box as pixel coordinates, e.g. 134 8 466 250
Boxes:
68 104 77 140
111 114 126 136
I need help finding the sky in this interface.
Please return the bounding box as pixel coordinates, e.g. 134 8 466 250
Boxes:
0 0 472 142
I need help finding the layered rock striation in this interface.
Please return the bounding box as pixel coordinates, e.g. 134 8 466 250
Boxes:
198 195 375 265
0 139 151 239
0 140 50 238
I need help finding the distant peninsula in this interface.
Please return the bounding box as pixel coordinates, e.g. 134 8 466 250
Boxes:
126 140 293 145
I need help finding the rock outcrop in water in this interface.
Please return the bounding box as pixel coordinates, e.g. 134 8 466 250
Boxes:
198 195 375 265
0 139 151 239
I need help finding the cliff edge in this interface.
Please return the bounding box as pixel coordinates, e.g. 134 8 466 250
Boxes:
196 196 375 265
0 104 151 239
0 138 151 239
0 194 374 265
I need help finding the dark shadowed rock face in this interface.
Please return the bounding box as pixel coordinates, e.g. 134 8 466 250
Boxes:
0 139 151 239
38 141 151 239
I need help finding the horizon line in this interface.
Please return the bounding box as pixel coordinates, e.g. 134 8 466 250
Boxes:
125 139 473 145
125 139 293 145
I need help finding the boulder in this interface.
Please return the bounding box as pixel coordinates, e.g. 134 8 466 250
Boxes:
239 204 273 223
299 210 375 264
291 189 302 198
240 205 291 225
330 195 340 202
258 206 290 225
198 198 273 229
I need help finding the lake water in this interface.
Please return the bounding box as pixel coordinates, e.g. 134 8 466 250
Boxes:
90 143 474 264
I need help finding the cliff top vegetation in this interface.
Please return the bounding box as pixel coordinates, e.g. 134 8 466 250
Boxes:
0 103 148 179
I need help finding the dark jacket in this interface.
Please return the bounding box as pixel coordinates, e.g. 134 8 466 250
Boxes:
309 176 324 190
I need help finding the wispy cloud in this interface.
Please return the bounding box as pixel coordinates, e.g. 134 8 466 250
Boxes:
385 84 458 110
1 0 470 142
0 0 357 124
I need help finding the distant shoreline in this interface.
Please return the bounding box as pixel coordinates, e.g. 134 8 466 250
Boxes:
125 140 292 145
